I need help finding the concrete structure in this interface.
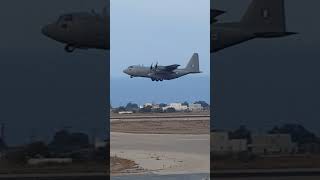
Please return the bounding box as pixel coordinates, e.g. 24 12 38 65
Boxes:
250 134 297 155
189 103 203 111
211 131 247 154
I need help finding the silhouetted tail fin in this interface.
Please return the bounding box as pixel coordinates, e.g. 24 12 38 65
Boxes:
185 53 201 73
241 0 296 37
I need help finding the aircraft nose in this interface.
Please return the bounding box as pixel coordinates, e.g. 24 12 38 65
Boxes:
41 25 50 37
123 69 128 74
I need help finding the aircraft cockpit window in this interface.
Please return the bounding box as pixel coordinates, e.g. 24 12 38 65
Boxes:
57 15 73 29
57 15 73 24
129 66 133 69
63 15 73 22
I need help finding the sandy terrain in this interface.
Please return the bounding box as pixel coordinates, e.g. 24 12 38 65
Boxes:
110 132 210 176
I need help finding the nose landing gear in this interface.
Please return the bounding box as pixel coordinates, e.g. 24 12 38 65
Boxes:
65 44 76 53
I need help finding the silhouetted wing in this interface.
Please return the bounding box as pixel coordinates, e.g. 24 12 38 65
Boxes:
211 9 225 23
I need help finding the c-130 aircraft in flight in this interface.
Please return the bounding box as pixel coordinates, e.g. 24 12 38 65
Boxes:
123 53 202 81
211 0 296 53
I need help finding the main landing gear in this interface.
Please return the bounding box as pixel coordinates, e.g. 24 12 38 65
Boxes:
151 78 163 82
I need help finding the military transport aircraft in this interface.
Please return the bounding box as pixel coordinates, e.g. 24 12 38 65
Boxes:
123 53 202 81
211 0 296 53
42 7 109 52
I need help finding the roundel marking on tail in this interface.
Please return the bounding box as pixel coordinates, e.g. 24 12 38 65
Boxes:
262 8 270 19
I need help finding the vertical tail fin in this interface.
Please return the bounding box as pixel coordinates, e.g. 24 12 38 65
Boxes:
185 53 201 73
241 0 295 37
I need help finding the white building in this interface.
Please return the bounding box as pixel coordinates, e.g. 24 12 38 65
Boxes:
250 134 297 155
162 103 188 111
151 104 160 109
211 131 247 154
189 103 203 111
118 111 133 114
144 103 153 107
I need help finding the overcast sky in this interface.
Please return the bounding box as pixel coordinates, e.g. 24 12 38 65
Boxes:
111 0 210 78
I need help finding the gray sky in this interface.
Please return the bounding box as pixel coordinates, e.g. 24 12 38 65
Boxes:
111 0 210 78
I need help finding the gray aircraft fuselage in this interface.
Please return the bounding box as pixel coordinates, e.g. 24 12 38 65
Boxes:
124 66 192 81
42 11 109 52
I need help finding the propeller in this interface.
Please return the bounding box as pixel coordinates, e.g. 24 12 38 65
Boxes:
150 63 153 70
155 62 158 69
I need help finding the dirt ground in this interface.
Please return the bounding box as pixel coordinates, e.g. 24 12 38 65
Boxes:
111 120 209 134
110 156 144 175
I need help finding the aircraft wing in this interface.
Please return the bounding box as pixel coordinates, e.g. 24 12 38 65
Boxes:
163 64 180 71
153 64 180 74
211 9 225 23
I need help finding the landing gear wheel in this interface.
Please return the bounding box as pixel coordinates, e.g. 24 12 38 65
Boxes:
130 76 133 78
65 45 76 53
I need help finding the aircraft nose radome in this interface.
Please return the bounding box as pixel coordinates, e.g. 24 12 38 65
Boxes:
123 69 128 74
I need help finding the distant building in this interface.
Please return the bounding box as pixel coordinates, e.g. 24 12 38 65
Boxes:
189 103 203 111
250 134 297 155
118 111 133 114
95 139 107 149
162 103 188 112
300 142 320 154
151 104 160 109
28 158 72 165
144 103 153 107
211 131 247 154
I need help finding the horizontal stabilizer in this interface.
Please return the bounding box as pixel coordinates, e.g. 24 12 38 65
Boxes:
211 9 225 23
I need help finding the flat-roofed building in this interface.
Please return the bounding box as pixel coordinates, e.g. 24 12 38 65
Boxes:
250 134 297 155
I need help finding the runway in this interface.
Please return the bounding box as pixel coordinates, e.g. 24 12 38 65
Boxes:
111 132 210 176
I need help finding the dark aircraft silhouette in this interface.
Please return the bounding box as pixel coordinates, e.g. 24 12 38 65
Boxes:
211 0 296 53
42 8 109 53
